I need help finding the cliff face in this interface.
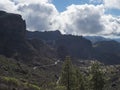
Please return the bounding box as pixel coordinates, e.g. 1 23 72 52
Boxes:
0 11 26 41
0 11 27 57
0 11 59 88
0 11 56 63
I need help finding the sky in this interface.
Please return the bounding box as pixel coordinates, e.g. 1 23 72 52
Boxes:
0 0 120 38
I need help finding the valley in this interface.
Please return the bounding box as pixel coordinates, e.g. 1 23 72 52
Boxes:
0 11 120 90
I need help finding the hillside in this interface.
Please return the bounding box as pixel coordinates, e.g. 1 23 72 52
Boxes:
84 36 111 43
0 11 57 64
27 31 94 60
93 41 120 64
85 36 120 43
0 10 120 90
27 30 120 64
0 11 61 89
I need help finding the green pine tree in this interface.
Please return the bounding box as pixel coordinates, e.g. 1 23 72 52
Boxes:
75 68 85 90
89 62 105 90
59 56 75 90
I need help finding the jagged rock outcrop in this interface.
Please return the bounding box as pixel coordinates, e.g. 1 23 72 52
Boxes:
0 11 26 41
0 11 56 63
0 11 27 57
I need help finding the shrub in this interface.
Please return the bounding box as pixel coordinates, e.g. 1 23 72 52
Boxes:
54 86 66 90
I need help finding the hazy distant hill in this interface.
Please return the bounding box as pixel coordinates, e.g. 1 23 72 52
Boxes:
113 38 120 42
84 36 111 43
85 36 120 43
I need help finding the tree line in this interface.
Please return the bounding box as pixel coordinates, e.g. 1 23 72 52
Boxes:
57 56 105 90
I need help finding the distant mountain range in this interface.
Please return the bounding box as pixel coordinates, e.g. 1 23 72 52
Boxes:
0 10 120 64
84 36 120 43
27 30 120 64
114 38 120 42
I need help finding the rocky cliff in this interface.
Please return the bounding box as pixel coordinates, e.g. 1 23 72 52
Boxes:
0 11 26 41
0 11 56 63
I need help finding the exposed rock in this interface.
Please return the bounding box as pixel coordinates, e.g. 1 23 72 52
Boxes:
0 11 26 41
0 11 56 63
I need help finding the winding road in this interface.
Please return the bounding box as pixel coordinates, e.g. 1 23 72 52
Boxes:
33 60 61 70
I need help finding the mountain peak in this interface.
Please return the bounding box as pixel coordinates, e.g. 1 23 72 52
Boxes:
0 11 26 41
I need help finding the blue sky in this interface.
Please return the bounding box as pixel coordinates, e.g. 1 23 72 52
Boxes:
0 0 120 37
105 8 120 16
52 0 120 16
52 0 89 12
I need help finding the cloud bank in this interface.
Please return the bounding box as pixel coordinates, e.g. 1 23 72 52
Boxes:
58 4 105 35
0 0 120 37
104 0 120 9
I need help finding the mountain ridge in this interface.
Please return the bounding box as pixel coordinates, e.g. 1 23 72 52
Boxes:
26 30 120 64
0 10 120 65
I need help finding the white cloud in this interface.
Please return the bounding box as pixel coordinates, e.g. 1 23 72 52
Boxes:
0 0 58 31
0 0 120 37
104 0 120 9
101 15 120 36
0 0 18 13
56 4 105 35
18 2 58 31
90 0 120 9
55 4 120 36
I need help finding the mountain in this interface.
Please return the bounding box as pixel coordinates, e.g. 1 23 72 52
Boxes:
85 36 120 43
113 38 120 42
84 36 111 43
55 35 93 59
27 30 61 41
0 11 57 64
93 40 120 64
27 31 94 60
1 10 120 65
94 40 120 54
1 10 120 90
0 11 61 89
27 30 120 64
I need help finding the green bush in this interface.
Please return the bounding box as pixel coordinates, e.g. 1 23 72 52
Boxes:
28 84 41 90
54 86 66 90
0 76 20 87
24 83 41 90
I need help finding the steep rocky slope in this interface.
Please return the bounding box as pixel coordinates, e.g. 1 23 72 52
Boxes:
27 30 120 64
0 11 61 89
0 11 57 64
27 31 94 60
